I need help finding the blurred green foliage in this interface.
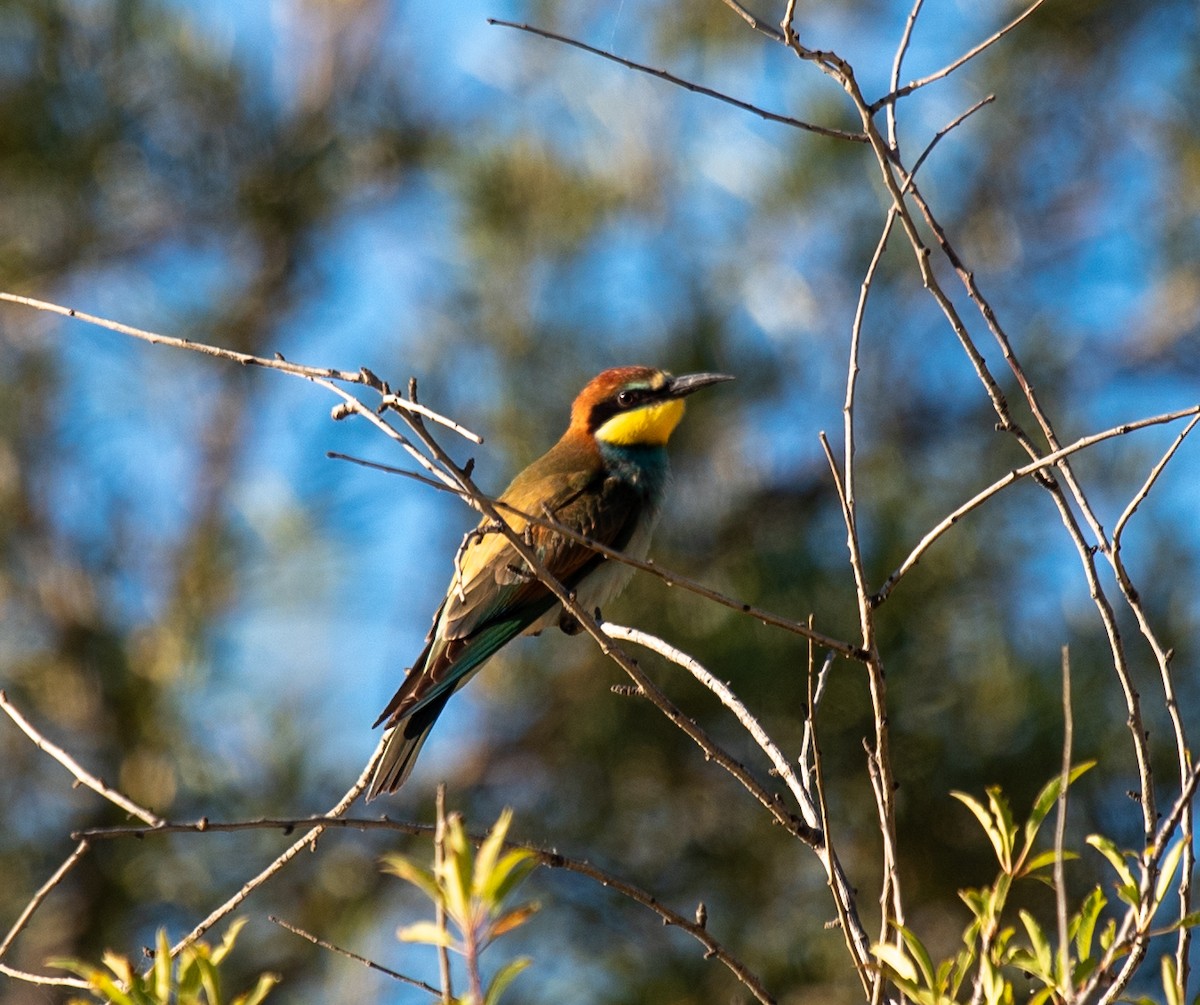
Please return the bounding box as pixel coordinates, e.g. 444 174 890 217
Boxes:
1 0 1198 1003
55 921 277 1005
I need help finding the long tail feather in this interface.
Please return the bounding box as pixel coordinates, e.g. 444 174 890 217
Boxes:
366 687 454 800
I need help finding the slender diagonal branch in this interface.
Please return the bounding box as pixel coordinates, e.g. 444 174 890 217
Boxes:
0 840 93 989
166 738 384 959
270 915 442 996
488 19 865 143
0 292 480 443
874 405 1200 604
77 811 778 1002
0 690 165 826
329 451 864 659
395 401 824 848
869 0 1047 112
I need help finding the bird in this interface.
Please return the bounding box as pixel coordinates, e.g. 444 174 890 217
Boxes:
367 365 734 799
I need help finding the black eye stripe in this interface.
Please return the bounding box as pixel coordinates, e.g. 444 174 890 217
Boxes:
589 385 656 431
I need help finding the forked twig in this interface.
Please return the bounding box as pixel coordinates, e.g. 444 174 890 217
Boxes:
869 0 1047 111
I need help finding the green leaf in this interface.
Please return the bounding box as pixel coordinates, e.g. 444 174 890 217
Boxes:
872 942 919 984
1073 885 1106 960
1162 953 1182 1005
212 918 247 967
473 808 514 899
483 957 531 1005
481 849 538 908
194 954 222 1004
1021 848 1080 877
948 947 975 998
985 786 1016 863
151 931 172 1002
1157 909 1200 934
1155 838 1186 905
1086 835 1138 894
178 952 203 998
1099 918 1117 952
232 972 281 1005
442 815 473 924
1022 762 1096 854
397 920 457 948
952 791 1009 871
1017 910 1052 980
382 854 443 906
897 925 936 989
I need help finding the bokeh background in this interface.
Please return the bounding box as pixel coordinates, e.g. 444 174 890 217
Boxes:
2 0 1199 1002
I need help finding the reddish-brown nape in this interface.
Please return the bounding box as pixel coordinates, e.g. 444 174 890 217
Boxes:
568 366 666 434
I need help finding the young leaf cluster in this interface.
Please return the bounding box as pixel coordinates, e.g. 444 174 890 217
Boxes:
52 920 277 1005
871 764 1200 1004
383 807 539 1005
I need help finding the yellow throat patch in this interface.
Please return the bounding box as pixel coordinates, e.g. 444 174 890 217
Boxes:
595 398 686 447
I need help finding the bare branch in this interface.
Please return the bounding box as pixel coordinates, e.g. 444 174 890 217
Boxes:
1114 415 1200 545
269 915 441 996
719 0 786 41
601 622 818 825
0 293 480 443
487 19 864 143
874 405 1200 604
166 737 384 959
0 690 165 826
887 0 925 149
870 0 1048 112
907 94 994 181
328 451 864 659
1055 648 1073 1005
433 785 452 1003
0 840 93 989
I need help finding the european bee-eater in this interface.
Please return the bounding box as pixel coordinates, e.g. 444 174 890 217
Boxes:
367 365 733 799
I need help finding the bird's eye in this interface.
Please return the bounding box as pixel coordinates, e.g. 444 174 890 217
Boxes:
617 389 635 407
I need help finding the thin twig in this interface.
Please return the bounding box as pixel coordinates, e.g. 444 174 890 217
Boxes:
79 812 777 1002
819 431 900 1002
1055 647 1073 1005
0 690 165 826
601 622 819 827
0 840 93 989
487 19 864 143
328 451 864 659
869 0 1047 112
166 737 384 959
269 915 441 996
433 785 452 1004
717 0 786 41
873 405 1200 604
887 0 925 149
1110 415 1199 994
0 292 479 443
907 95 994 181
805 644 871 992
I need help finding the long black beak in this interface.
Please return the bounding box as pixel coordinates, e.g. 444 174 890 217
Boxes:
666 372 735 399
